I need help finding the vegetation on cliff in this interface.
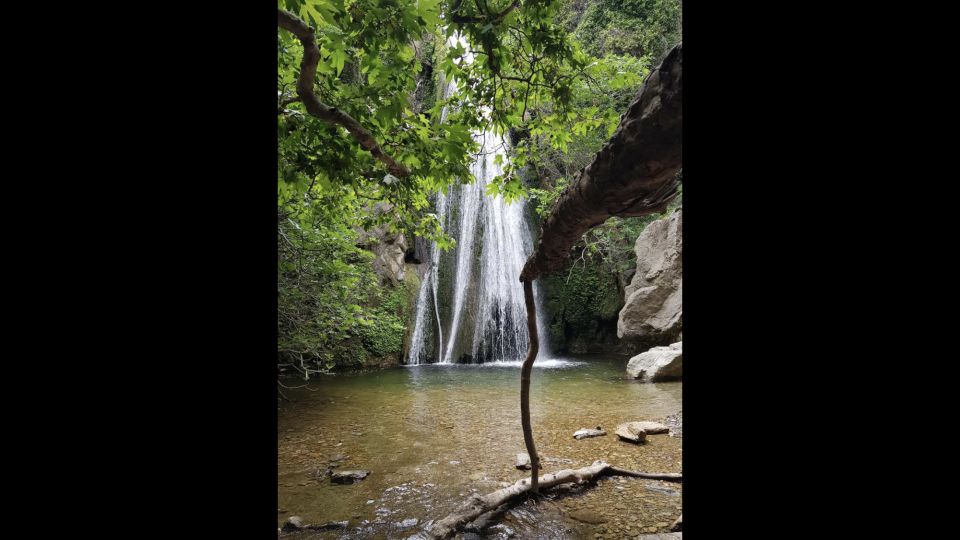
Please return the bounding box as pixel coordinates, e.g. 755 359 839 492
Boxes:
277 0 682 371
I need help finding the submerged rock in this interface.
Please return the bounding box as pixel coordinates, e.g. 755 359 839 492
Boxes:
568 509 608 524
615 422 648 443
516 453 531 470
281 516 348 533
573 427 607 439
626 343 682 382
331 470 370 484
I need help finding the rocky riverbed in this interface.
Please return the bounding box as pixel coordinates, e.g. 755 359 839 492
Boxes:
278 356 682 539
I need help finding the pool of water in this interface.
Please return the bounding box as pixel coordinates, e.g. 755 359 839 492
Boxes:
278 355 682 538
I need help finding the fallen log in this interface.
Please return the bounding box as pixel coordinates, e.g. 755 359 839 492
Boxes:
425 460 681 539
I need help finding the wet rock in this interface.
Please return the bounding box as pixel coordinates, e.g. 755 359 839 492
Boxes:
396 518 418 529
283 518 350 533
331 470 369 484
568 509 608 524
615 422 648 443
664 411 682 438
516 453 531 469
310 521 349 531
626 344 682 382
573 427 607 439
282 516 304 532
645 484 680 496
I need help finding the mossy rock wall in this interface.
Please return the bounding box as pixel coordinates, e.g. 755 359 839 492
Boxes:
541 256 631 354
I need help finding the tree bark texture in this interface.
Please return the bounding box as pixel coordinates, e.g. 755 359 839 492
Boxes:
520 43 682 282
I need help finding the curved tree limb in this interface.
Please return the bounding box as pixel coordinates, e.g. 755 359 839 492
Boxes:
426 460 681 539
520 43 683 282
277 9 411 178
520 279 540 493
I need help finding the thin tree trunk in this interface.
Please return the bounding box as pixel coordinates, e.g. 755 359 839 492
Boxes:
520 279 540 493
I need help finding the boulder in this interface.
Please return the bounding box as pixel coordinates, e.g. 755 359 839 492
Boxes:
331 470 370 484
626 342 682 382
516 453 531 470
617 209 682 348
615 422 648 443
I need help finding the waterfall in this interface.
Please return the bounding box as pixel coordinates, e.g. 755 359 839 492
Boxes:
406 130 552 365
406 34 551 365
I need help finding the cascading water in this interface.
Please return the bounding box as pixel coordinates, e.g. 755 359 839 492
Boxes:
406 34 550 365
406 129 551 365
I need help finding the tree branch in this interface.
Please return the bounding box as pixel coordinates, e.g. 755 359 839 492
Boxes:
426 460 681 539
277 9 410 178
520 43 682 281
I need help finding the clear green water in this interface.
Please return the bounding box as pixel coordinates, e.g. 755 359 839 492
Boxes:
278 356 682 539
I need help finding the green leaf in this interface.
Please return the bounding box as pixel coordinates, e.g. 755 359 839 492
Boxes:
330 44 346 76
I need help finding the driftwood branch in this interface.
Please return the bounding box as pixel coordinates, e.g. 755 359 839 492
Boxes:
277 9 411 178
520 43 682 282
426 460 681 539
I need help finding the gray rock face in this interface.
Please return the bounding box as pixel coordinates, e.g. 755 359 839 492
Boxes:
618 209 682 346
357 203 410 285
626 342 682 382
573 427 607 439
615 422 648 443
331 470 370 484
371 231 408 285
